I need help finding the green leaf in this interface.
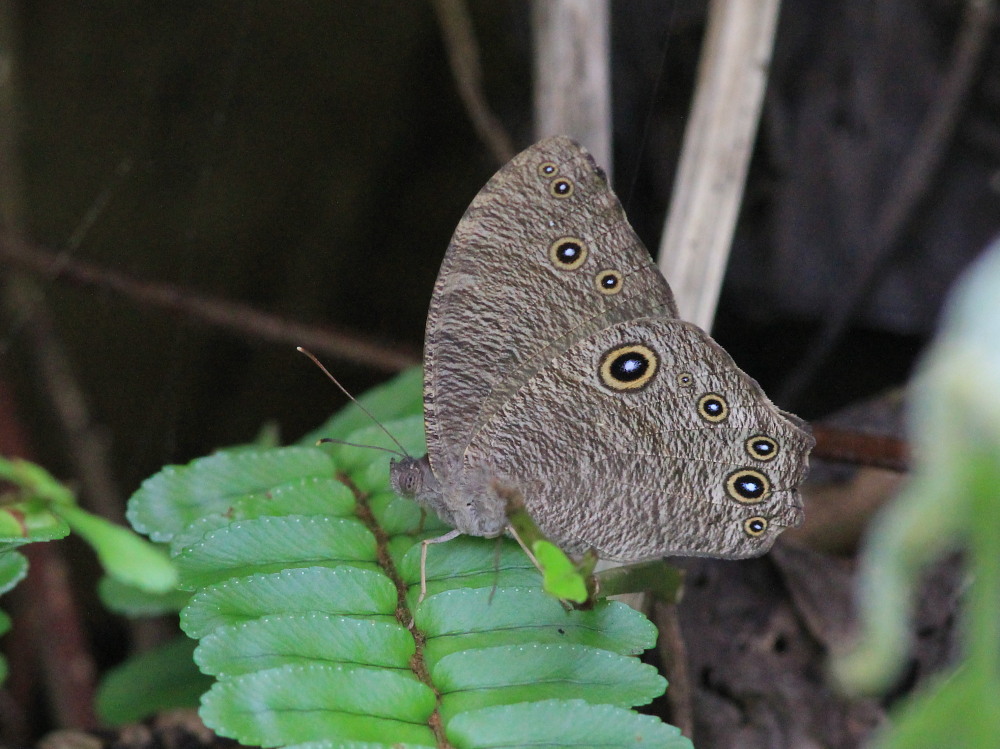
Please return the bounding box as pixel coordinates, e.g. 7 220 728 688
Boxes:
396 535 541 600
534 540 589 603
56 504 178 592
181 567 398 639
126 364 685 747
446 699 692 748
200 664 437 747
96 636 214 724
367 489 445 537
285 743 435 749
98 576 190 617
0 550 29 595
128 447 335 542
196 613 414 677
415 587 658 669
435 643 666 721
0 457 75 505
0 503 70 544
871 668 1000 749
174 515 377 589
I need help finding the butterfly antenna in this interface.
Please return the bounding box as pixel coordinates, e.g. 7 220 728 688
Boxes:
316 437 406 458
297 347 411 458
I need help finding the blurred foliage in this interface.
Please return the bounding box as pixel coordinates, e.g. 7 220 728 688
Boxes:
835 239 1000 747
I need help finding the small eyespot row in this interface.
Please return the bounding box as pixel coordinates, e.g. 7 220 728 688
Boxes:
537 159 575 198
745 435 779 462
598 343 659 392
594 269 623 294
538 161 558 177
697 393 729 423
743 516 768 537
676 372 694 388
550 177 574 198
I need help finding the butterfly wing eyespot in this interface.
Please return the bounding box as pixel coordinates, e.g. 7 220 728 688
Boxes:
549 178 574 198
676 372 694 388
598 344 659 391
745 435 779 462
594 269 623 294
743 516 768 537
725 469 771 503
548 237 588 270
697 393 729 423
538 161 559 177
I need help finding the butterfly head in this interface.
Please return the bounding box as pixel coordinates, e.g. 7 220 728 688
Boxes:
389 455 435 498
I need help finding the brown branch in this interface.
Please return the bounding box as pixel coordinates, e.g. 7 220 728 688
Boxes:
654 600 695 740
430 0 516 165
4 274 127 523
780 0 998 405
811 424 909 473
0 380 99 731
22 544 100 729
0 233 420 372
0 3 104 728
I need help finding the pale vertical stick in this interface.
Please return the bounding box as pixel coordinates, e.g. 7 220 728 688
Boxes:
533 0 639 605
532 0 613 174
657 0 782 330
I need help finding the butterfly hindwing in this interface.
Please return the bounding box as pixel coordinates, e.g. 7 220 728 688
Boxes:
464 317 813 559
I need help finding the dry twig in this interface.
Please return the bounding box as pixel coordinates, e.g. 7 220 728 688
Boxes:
430 0 516 165
0 235 419 373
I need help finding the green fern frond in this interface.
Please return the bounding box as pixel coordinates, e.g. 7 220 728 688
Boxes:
127 367 691 748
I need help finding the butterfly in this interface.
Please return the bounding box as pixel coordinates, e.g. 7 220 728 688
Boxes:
390 136 813 594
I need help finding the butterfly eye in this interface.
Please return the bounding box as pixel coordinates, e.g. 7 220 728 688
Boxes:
599 344 659 391
594 269 623 295
725 469 771 503
549 178 574 198
743 516 768 537
676 372 694 388
745 435 779 462
538 161 559 177
548 237 588 270
697 393 729 423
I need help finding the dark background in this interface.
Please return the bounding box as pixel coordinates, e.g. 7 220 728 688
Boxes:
0 0 998 742
5 2 999 485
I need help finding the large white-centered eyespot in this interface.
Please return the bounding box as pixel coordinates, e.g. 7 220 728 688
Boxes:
745 434 779 462
725 469 771 503
594 269 623 294
599 344 659 391
743 516 768 537
548 237 588 270
697 393 729 423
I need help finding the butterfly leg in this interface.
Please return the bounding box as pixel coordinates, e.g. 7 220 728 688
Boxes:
419 528 462 603
506 523 542 573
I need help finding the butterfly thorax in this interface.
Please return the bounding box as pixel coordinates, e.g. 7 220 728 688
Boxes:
389 455 508 538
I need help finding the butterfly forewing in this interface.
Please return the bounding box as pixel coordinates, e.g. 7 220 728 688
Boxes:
423 136 677 480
